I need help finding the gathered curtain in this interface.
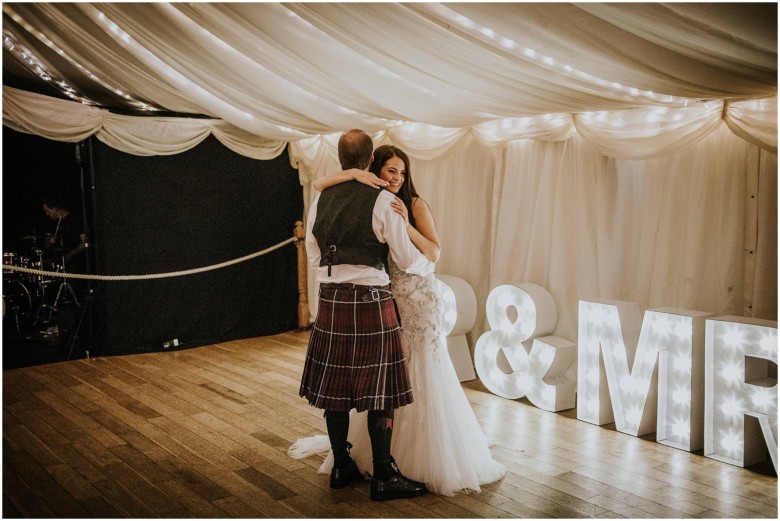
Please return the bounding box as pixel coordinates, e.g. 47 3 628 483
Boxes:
487 128 776 342
5 87 775 159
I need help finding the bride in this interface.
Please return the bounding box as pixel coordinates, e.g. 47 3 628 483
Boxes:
290 144 505 496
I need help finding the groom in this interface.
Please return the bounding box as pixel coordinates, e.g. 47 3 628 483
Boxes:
300 129 433 501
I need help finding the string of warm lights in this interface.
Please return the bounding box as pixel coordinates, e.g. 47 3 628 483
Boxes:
3 8 160 112
420 4 692 106
87 6 312 138
2 30 95 107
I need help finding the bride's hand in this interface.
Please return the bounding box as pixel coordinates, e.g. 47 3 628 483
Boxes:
391 198 409 224
349 168 388 189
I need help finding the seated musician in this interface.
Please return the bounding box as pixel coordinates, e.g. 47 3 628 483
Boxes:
41 195 86 274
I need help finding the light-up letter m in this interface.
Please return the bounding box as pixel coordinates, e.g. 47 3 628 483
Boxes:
705 316 778 472
577 299 712 442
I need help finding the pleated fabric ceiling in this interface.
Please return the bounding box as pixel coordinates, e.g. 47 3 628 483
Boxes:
3 2 776 140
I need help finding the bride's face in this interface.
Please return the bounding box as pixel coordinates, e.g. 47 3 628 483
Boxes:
379 156 406 194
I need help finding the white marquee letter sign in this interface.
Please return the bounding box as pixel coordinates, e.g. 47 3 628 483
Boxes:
577 299 712 440
434 274 478 382
655 309 712 451
474 284 576 412
578 299 641 428
705 316 778 472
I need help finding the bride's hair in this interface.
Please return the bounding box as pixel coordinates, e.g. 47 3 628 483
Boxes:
370 145 419 227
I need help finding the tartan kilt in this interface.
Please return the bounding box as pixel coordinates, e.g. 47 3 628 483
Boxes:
299 283 413 412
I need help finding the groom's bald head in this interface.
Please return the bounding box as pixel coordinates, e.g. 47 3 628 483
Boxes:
338 129 374 170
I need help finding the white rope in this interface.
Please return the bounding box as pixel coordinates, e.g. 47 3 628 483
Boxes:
2 236 297 281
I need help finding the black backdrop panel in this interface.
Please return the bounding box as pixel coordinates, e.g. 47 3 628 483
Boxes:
90 135 302 356
2 126 82 252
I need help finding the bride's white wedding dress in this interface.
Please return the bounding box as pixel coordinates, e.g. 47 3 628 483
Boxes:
289 259 505 496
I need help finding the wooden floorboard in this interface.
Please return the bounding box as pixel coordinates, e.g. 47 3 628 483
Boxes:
3 330 777 518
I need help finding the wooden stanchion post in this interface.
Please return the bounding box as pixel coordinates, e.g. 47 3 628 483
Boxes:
294 221 311 329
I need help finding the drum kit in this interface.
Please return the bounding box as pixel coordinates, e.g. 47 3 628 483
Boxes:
2 234 81 333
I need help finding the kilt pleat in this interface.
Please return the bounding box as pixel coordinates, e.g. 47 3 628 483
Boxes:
300 284 413 412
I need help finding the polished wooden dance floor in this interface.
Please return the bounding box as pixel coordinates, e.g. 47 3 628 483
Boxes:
3 330 777 518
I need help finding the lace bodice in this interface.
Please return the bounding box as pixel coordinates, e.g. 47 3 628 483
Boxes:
389 257 446 358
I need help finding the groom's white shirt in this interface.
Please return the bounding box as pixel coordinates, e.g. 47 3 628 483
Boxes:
305 189 433 286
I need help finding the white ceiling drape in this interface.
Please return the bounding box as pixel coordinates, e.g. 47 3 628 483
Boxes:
3 3 776 137
4 3 775 161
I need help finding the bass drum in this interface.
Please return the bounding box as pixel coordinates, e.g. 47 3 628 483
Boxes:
2 279 33 322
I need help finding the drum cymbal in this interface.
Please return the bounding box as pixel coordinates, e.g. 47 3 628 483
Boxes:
19 235 37 240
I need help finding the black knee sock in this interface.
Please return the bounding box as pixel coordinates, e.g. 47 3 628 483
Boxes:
367 409 395 480
325 410 351 468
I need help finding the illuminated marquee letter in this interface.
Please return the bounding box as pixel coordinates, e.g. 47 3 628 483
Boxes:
705 316 778 472
577 299 711 439
474 284 576 411
435 274 477 382
656 309 712 452
578 300 639 427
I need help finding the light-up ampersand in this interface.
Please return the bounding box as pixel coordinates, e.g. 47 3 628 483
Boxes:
705 316 777 472
474 284 576 412
577 299 712 443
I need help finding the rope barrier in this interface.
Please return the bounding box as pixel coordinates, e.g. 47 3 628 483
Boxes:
2 236 297 281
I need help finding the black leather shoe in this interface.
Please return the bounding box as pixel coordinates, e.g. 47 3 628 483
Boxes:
330 458 363 489
370 461 428 501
